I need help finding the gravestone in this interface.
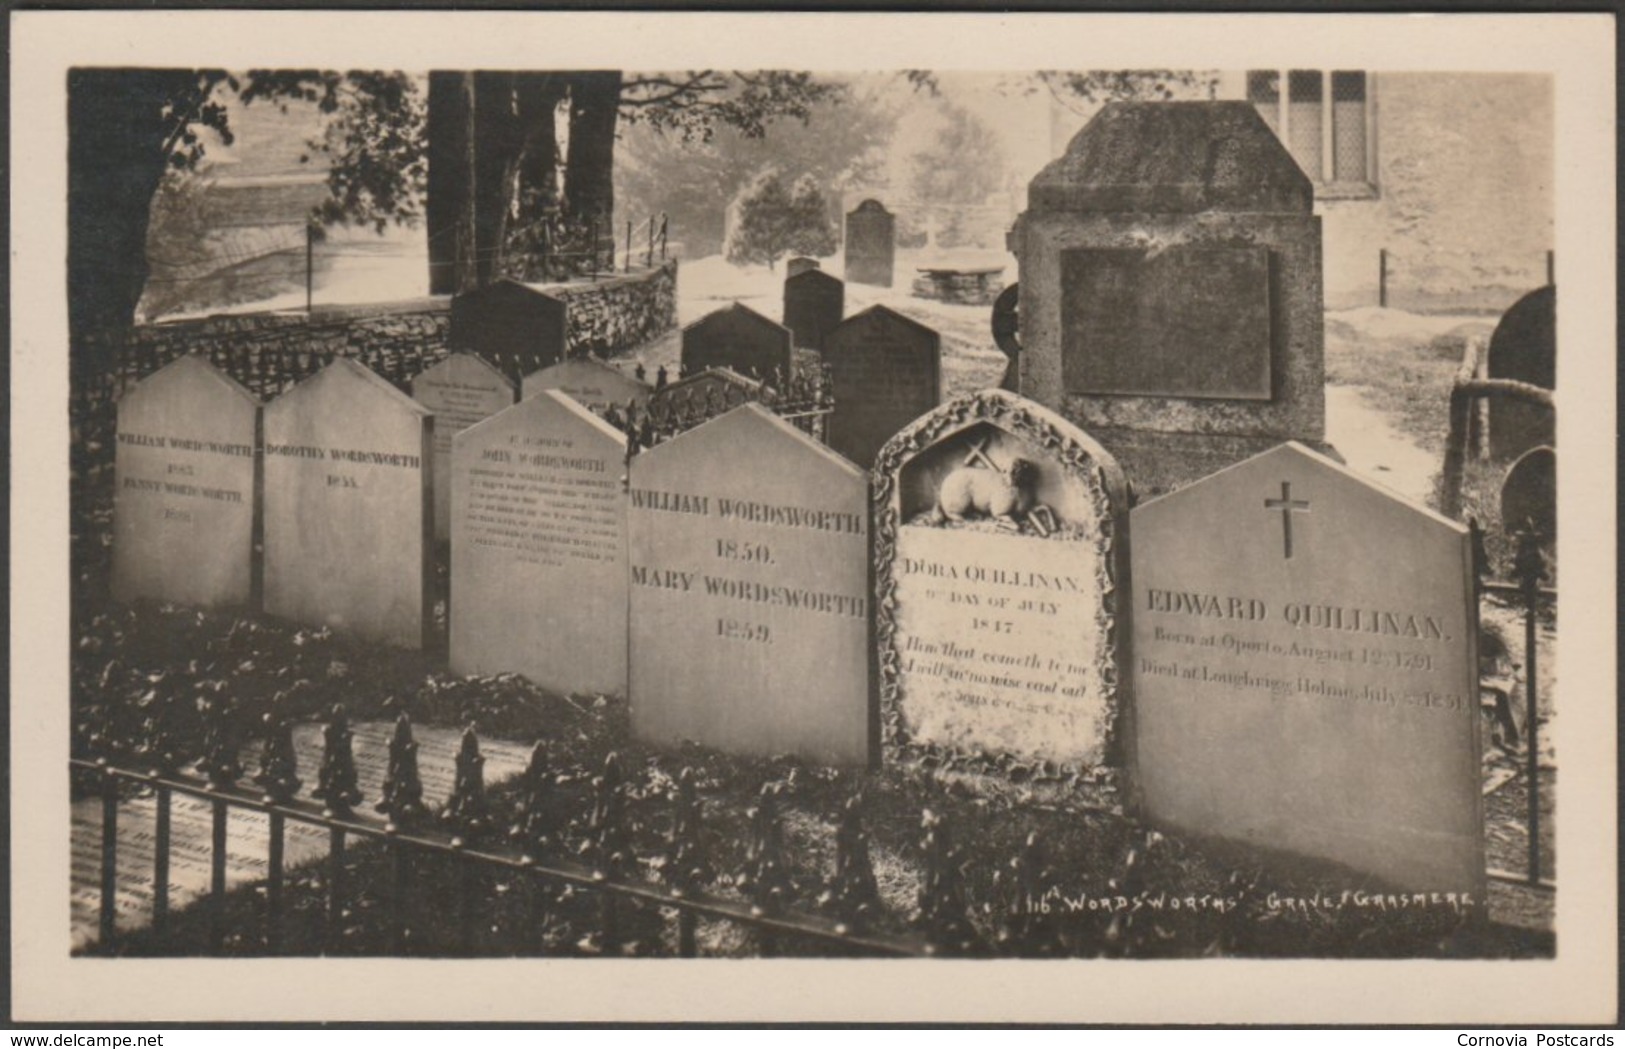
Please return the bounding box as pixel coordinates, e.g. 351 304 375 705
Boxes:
651 366 765 415
111 355 260 610
1130 442 1484 893
1011 102 1329 496
680 303 792 381
521 357 651 409
844 199 896 287
1500 445 1556 543
449 279 569 379
824 305 942 469
628 404 873 765
873 390 1128 792
411 353 517 542
786 256 821 277
782 269 845 351
1487 285 1556 461
450 392 628 696
263 359 432 649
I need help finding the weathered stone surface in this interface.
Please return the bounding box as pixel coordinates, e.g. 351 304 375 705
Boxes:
1062 246 1272 400
824 305 941 469
1487 284 1556 460
112 355 260 610
1130 442 1484 893
1500 445 1556 542
521 357 651 409
844 199 896 287
873 390 1128 785
782 269 845 351
450 392 628 696
412 353 517 541
263 358 432 648
1014 101 1326 493
628 404 873 765
651 366 764 414
449 279 568 378
680 303 792 382
1028 101 1313 214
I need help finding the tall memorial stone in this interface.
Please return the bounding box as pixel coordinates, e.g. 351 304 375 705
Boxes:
521 357 651 409
263 359 432 649
786 256 821 278
824 305 941 469
680 303 792 381
1486 284 1556 461
449 279 568 379
844 199 896 287
1130 442 1484 893
873 390 1128 794
112 355 260 610
1011 102 1329 495
628 404 873 765
782 269 844 351
450 392 628 696
411 353 517 541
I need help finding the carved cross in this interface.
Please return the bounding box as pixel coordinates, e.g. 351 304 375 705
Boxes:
1264 481 1310 559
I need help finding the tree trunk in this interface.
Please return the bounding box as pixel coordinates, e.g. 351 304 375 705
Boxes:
67 70 200 367
426 72 478 295
514 73 564 217
562 71 622 266
474 72 535 287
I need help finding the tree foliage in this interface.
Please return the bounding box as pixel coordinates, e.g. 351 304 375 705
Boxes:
907 101 1004 206
724 171 836 271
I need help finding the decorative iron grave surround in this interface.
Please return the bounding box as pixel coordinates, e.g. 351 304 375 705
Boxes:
872 389 1129 801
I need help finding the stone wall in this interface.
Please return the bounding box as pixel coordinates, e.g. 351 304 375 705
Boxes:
81 261 679 403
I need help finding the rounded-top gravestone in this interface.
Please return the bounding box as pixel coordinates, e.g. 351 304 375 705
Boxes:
873 389 1128 800
844 199 896 288
1486 284 1556 461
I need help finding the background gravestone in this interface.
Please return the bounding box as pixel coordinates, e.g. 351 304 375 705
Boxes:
1130 442 1484 893
782 269 845 352
824 305 941 469
680 303 792 381
112 355 260 610
1486 284 1556 461
874 390 1127 795
451 392 628 696
628 404 873 765
844 199 896 287
449 279 568 380
521 357 651 409
1011 102 1329 496
263 358 432 649
1500 445 1556 546
786 256 821 277
411 353 517 542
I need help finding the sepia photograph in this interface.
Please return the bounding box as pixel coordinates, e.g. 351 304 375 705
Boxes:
10 8 1617 1026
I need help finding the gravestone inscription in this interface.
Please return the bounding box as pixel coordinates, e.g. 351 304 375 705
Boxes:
263 359 432 649
824 305 941 469
1487 284 1556 460
628 404 873 765
782 269 845 351
1130 442 1484 893
874 390 1127 786
451 392 628 696
844 199 896 287
112 355 261 610
680 303 792 381
412 353 517 542
521 357 651 409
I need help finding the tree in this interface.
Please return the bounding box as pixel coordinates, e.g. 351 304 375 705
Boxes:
69 68 424 350
907 102 1004 207
725 171 835 271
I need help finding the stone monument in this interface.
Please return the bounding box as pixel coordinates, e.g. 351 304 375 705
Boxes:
1486 285 1556 461
844 199 896 287
521 357 652 409
1010 101 1330 496
824 305 941 469
680 303 793 381
411 352 517 542
449 279 568 380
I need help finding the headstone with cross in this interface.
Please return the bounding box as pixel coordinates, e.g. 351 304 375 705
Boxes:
1129 442 1484 894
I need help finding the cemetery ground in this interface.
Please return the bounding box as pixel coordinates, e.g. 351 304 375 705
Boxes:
69 253 1555 958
